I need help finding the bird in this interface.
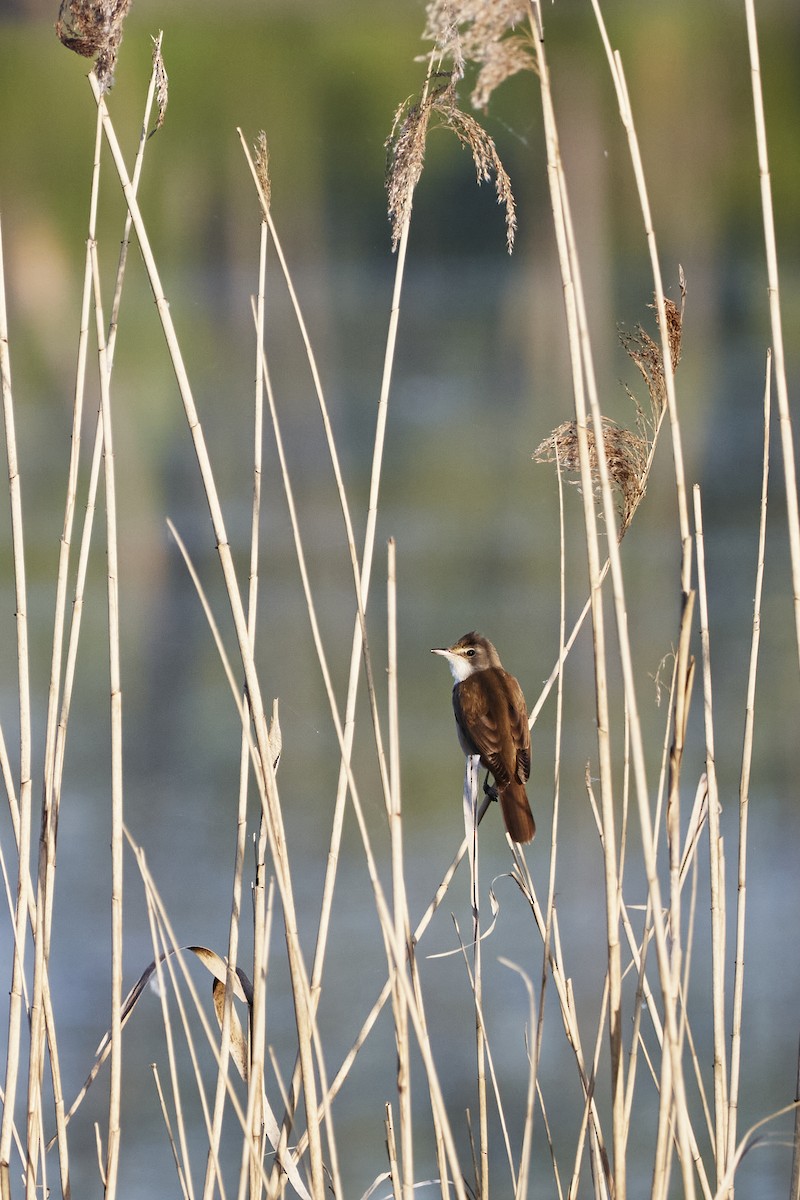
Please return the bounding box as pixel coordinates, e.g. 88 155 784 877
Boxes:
431 632 535 844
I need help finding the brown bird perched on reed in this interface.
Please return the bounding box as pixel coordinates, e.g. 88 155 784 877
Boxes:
431 632 535 844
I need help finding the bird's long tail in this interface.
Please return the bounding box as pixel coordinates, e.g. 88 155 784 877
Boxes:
499 780 535 844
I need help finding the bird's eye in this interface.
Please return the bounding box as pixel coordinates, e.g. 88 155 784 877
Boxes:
466 649 475 657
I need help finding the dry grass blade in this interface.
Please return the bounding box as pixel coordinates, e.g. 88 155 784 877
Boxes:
56 0 132 89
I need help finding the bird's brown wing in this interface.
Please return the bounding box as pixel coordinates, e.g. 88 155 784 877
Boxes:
502 669 531 784
454 669 523 789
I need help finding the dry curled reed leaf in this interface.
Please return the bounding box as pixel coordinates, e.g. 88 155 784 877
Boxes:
534 286 685 538
422 0 535 111
385 73 517 252
56 0 132 90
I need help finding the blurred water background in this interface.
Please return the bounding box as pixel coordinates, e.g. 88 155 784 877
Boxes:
1 1 800 1196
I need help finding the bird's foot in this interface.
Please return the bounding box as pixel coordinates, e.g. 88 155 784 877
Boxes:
483 779 499 803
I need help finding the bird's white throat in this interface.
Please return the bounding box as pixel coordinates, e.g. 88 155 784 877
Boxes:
437 650 475 683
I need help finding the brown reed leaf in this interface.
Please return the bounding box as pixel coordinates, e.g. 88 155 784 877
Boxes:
55 0 132 90
385 73 517 251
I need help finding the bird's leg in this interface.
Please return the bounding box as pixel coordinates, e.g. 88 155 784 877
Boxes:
482 771 499 802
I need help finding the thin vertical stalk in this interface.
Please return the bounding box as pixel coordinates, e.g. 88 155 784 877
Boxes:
254 328 467 1197
206 216 269 1200
588 1 691 591
743 0 800 671
465 755 489 1199
89 77 325 1199
88 242 125 1200
527 6 625 1193
693 485 728 1181
0 215 34 1183
726 358 770 1187
237 123 416 1172
387 539 414 1200
533 4 699 1194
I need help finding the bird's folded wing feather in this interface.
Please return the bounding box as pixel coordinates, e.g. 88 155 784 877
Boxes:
504 672 531 783
454 671 525 790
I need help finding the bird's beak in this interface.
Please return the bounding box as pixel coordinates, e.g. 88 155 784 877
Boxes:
431 647 448 657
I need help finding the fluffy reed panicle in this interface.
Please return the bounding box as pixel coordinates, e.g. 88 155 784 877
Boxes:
385 0 532 252
386 75 516 253
534 291 684 537
56 0 133 89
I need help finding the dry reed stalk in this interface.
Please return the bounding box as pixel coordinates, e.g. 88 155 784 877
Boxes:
385 1103 402 1200
127 837 300 1199
499 959 538 1199
510 861 612 1193
238 152 412 1187
450 908 518 1194
463 756 489 1199
87 238 126 1200
240 127 466 1197
24 109 104 1200
151 1064 192 1200
162 525 305 1197
142 867 203 1199
0 215 35 1189
203 215 269 1200
526 5 628 1193
547 4 701 1193
693 485 729 1183
727 356 770 1184
587 0 691 592
237 133 395 1011
238 134 391 816
524 447 568 1198
89 78 326 1200
745 6 800 1184
387 539 415 1200
743 0 800 674
28 51 164 1191
242 323 468 1195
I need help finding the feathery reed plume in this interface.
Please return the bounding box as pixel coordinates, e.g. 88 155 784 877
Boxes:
386 72 516 252
619 286 685 430
422 1 536 111
150 34 168 136
56 0 132 89
254 131 272 213
534 288 684 537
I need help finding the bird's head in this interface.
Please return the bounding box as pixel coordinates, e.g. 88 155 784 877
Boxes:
431 631 501 681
